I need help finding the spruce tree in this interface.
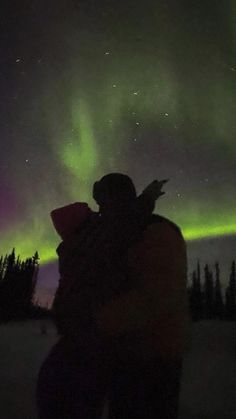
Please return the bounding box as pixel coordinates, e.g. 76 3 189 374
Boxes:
225 261 236 320
196 260 203 317
0 250 40 321
213 262 224 319
189 261 202 320
0 256 3 281
204 264 214 319
189 270 196 320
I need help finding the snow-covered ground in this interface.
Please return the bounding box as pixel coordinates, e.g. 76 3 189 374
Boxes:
0 320 235 419
179 321 236 419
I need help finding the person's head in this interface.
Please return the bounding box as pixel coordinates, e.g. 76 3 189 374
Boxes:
93 173 137 217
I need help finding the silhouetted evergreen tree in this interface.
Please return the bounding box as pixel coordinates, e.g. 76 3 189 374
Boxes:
0 256 3 280
187 260 236 322
0 254 8 282
0 249 39 321
225 261 236 320
203 264 214 319
189 260 203 320
213 262 224 319
20 252 39 313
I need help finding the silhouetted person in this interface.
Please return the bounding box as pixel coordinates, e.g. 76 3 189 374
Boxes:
37 174 187 419
93 174 189 419
36 174 168 419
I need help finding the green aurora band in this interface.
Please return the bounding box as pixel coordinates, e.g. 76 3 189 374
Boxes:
1 1 236 264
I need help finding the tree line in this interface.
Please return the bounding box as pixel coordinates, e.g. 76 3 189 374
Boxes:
188 260 236 321
0 248 48 322
0 248 235 322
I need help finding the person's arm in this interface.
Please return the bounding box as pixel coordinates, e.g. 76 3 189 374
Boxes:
135 179 169 219
95 222 189 337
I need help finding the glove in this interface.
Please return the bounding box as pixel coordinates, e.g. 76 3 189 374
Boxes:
142 179 169 201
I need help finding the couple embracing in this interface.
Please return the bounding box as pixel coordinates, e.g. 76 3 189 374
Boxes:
37 173 189 419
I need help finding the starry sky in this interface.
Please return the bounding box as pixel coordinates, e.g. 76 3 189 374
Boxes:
1 1 236 302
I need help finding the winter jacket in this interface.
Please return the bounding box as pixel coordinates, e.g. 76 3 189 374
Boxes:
95 215 190 362
51 202 147 336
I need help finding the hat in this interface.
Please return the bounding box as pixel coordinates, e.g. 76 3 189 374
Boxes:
93 173 136 206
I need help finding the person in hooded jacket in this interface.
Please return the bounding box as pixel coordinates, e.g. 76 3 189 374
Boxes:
93 174 190 419
36 174 168 419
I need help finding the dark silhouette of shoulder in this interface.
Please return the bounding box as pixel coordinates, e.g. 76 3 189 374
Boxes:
149 214 183 237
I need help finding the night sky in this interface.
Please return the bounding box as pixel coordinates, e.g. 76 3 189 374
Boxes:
1 1 236 302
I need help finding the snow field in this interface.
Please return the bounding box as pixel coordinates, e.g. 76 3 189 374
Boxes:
0 320 235 419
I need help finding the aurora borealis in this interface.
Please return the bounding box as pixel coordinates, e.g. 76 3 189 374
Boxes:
1 1 236 274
